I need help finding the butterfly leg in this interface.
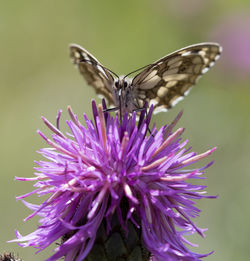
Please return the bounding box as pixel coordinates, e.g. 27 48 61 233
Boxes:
133 107 145 112
103 107 119 113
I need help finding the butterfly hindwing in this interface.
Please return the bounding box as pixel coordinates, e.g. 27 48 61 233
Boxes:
132 43 222 113
69 44 115 105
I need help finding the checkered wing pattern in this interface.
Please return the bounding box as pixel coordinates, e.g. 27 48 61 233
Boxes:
69 44 115 105
132 43 222 113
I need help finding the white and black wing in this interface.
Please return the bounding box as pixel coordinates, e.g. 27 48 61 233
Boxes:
132 43 222 113
69 44 115 105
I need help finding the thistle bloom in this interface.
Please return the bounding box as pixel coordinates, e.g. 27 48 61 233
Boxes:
11 101 216 261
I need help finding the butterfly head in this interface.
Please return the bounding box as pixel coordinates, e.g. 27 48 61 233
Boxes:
114 77 129 92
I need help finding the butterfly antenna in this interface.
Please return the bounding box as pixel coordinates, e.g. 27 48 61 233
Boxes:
123 63 151 80
79 58 119 78
103 66 119 78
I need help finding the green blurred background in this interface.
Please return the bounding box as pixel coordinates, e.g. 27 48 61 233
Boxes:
1 0 250 260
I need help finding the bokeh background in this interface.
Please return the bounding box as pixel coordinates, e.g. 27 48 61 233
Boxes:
1 0 250 260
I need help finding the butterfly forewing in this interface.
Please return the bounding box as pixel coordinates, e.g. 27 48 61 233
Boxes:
132 43 222 113
69 44 115 105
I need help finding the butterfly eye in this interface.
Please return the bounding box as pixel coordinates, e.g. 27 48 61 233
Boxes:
115 81 119 88
124 81 128 88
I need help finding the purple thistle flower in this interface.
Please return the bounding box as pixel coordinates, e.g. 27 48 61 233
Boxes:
10 100 216 261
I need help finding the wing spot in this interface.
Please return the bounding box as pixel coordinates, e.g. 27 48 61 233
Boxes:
202 67 209 74
138 92 146 99
184 87 192 96
74 52 81 58
167 57 182 66
165 81 177 88
203 57 209 65
96 64 106 75
81 52 89 60
153 106 168 114
194 64 203 74
192 56 202 64
214 54 221 61
142 70 158 82
163 74 188 81
157 86 168 98
137 99 144 107
181 51 192 57
209 61 215 67
169 60 183 68
139 75 161 89
163 68 179 77
149 98 159 107
195 75 201 82
198 50 206 56
170 96 184 107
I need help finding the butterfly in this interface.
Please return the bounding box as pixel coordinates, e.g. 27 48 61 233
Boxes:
69 43 222 115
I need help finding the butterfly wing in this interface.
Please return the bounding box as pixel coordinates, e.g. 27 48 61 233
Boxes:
69 44 115 105
132 43 222 113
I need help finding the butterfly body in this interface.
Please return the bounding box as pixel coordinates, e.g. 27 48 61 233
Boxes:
112 77 141 114
69 43 222 115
